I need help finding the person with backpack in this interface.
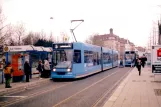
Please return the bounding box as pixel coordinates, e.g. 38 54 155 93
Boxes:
4 62 13 88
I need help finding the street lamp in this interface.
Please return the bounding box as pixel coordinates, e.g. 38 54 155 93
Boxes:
50 17 54 19
70 19 84 42
50 17 55 42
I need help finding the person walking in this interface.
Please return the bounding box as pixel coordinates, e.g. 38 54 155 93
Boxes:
140 54 147 68
136 58 142 76
43 58 50 78
24 60 31 82
131 58 135 68
119 58 124 68
37 60 43 78
4 62 13 88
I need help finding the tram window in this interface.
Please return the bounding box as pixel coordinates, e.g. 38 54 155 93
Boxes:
125 52 129 54
73 50 81 63
131 52 135 54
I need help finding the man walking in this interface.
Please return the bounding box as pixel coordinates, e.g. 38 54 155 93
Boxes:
24 60 31 82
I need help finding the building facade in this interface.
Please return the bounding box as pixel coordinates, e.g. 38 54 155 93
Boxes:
90 28 146 59
95 28 137 59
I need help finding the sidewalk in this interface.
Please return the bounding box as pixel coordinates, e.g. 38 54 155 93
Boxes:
103 66 161 107
0 75 50 96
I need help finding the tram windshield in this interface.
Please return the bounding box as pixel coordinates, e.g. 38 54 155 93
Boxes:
125 53 135 61
53 50 73 68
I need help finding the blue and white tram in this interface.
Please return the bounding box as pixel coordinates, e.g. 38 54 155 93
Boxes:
51 42 118 79
124 51 136 67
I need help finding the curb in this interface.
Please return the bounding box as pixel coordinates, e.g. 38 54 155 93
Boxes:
0 78 50 96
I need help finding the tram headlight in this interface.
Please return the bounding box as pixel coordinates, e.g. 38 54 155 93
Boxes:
67 68 71 72
53 68 56 72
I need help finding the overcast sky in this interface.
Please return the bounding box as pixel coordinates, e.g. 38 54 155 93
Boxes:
1 0 161 46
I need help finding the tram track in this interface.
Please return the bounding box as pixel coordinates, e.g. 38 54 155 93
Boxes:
0 67 132 107
91 69 131 107
52 68 132 107
0 82 72 107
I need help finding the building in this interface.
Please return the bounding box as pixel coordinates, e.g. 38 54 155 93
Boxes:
91 28 147 59
135 46 146 52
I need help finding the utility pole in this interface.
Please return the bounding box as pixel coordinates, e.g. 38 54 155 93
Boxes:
154 27 156 45
158 20 161 45
149 35 152 49
157 5 161 44
153 29 155 45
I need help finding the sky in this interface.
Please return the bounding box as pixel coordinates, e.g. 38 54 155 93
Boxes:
1 0 161 46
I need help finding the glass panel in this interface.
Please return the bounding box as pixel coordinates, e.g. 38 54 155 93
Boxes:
125 52 129 54
125 53 135 62
53 50 73 68
73 50 81 63
131 51 135 54
103 53 111 64
30 53 39 68
84 50 100 66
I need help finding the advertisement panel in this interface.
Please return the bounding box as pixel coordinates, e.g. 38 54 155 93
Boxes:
152 46 161 73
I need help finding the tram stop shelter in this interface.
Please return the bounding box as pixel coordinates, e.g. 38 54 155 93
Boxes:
3 45 52 82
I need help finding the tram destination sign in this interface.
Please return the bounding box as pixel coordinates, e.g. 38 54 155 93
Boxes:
53 43 73 49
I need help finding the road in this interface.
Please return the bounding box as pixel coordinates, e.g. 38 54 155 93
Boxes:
0 67 132 107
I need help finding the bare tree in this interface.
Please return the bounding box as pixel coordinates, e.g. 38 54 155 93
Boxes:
85 33 104 46
22 31 42 45
40 30 46 40
8 37 17 46
33 32 41 44
22 32 33 45
60 32 69 43
0 7 13 44
15 22 26 45
49 32 55 42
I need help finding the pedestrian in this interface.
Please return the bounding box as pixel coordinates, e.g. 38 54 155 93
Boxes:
43 58 50 78
24 60 31 82
37 60 43 79
3 62 13 88
140 54 147 68
134 56 138 68
119 58 124 68
131 58 135 67
136 58 142 76
131 57 133 67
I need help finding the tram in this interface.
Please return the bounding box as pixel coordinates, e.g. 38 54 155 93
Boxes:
51 42 118 79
